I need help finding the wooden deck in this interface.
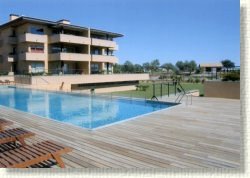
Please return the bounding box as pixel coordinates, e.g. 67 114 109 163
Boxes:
0 97 241 168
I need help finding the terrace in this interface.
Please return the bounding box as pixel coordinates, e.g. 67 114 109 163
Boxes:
0 95 240 168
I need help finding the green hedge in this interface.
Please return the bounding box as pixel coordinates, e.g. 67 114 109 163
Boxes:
222 72 240 81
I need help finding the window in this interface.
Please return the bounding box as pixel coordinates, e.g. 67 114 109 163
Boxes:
105 63 112 73
51 46 61 53
9 47 16 55
91 64 99 74
30 45 44 53
104 48 113 56
30 27 44 35
91 48 102 55
31 62 44 73
10 29 16 37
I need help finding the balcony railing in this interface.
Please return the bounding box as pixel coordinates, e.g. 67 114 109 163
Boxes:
49 52 91 61
7 55 16 62
91 38 118 50
49 34 90 45
91 54 118 63
19 52 46 61
19 33 47 43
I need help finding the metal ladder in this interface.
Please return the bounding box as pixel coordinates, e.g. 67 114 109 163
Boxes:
174 83 192 105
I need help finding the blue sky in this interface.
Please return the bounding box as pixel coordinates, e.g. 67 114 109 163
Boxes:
0 0 240 65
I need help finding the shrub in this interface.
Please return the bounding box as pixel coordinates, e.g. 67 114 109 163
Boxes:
222 72 240 81
195 78 200 83
159 75 166 80
136 84 149 91
201 78 206 84
187 77 194 83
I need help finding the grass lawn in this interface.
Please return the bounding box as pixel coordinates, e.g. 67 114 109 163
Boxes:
109 82 204 99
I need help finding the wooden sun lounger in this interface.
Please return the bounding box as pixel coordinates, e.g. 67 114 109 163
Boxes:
0 118 13 131
0 128 35 146
0 140 72 168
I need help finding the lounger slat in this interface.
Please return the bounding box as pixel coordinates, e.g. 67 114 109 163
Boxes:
0 158 11 167
24 146 45 157
0 141 72 168
3 151 22 164
9 154 52 168
0 153 17 165
33 143 56 154
0 161 6 167
37 142 59 152
43 142 72 156
45 141 66 150
9 150 29 162
0 128 35 145
0 142 17 151
28 144 52 155
15 148 37 160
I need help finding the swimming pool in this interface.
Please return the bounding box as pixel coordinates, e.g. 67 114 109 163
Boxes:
0 86 177 129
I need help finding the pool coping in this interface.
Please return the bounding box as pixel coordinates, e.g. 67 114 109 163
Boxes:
92 102 181 130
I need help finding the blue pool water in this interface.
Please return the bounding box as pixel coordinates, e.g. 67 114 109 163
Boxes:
0 86 176 129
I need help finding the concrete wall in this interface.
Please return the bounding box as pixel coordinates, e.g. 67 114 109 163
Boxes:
30 74 149 85
14 75 31 84
73 85 136 94
0 76 14 82
14 74 149 92
204 81 240 99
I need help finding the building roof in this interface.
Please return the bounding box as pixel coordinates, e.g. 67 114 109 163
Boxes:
200 63 223 68
0 15 123 38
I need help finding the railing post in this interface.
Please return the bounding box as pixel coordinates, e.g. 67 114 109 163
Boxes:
168 83 169 97
153 83 155 96
174 81 176 96
160 83 163 98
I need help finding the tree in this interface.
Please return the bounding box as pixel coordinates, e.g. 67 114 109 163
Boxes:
113 64 122 73
134 64 144 73
176 60 197 74
142 62 150 72
150 59 160 72
221 59 235 71
188 60 197 74
161 63 176 73
175 61 185 71
122 60 134 73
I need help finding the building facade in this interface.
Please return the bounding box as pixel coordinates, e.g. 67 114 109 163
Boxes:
199 63 223 74
0 14 123 75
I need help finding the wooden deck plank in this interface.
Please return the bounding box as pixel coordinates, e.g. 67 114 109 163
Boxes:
0 96 241 168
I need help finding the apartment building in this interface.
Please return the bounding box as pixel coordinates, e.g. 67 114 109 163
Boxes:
0 14 123 75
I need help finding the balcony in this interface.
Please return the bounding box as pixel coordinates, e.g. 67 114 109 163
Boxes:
19 33 47 43
7 55 16 62
91 38 118 50
19 52 46 61
49 53 91 62
91 55 118 63
50 34 90 45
